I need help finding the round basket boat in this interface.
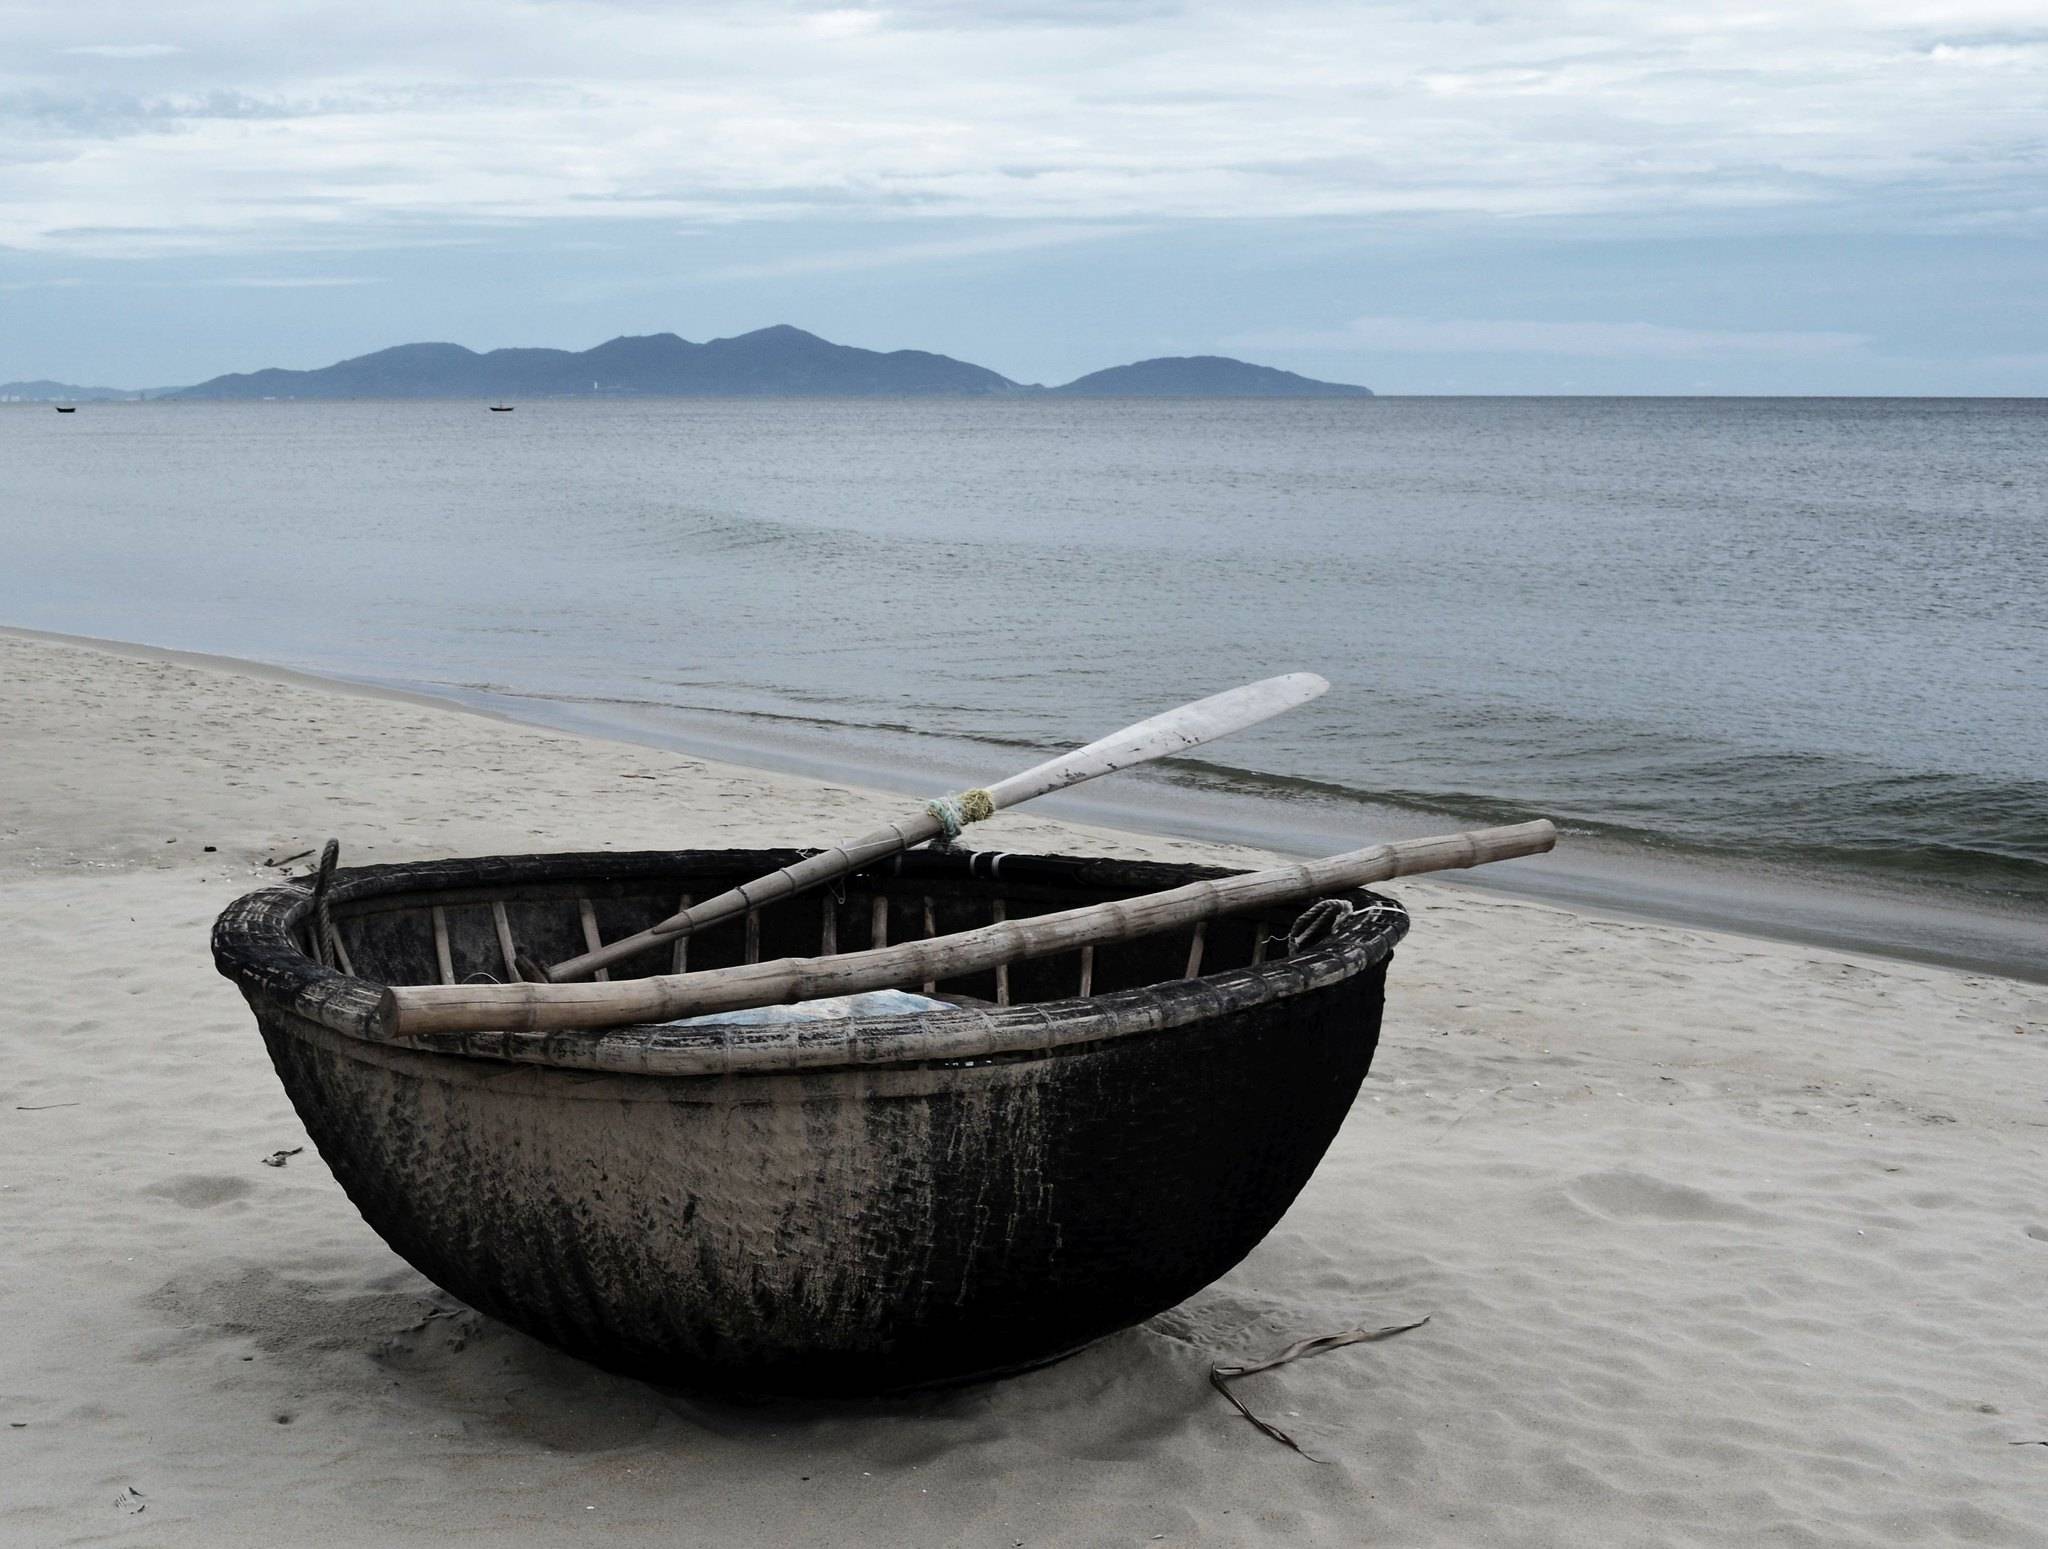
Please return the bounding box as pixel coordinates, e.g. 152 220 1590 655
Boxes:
212 846 1409 1396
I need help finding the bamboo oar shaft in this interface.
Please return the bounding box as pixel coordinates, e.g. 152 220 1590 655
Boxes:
545 671 1328 982
392 819 1555 1039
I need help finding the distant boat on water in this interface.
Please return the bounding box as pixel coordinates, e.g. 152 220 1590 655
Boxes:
489 404 515 413
54 405 76 413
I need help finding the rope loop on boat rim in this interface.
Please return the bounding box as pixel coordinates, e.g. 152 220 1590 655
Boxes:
310 838 343 968
925 787 996 845
1285 896 1401 955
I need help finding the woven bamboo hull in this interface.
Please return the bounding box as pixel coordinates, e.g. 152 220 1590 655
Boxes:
215 848 1404 1395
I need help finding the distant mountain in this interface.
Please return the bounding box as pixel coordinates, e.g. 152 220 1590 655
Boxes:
173 325 1023 400
0 379 164 402
163 326 1374 400
1050 356 1372 398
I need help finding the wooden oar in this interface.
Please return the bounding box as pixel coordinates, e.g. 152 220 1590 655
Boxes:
393 819 1556 1037
544 672 1329 982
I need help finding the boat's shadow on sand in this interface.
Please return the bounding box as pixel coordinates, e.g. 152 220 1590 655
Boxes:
151 1255 1258 1464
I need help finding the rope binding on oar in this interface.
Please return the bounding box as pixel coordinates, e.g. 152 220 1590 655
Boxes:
924 787 996 845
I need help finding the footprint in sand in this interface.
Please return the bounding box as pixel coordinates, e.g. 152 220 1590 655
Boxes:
2025 1225 2048 1243
1566 1169 1766 1224
142 1174 255 1209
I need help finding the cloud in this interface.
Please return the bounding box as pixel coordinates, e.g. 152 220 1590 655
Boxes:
3 1 2045 255
0 273 383 289
59 43 185 59
1235 316 1873 360
696 223 1145 280
208 275 383 287
1974 351 2048 371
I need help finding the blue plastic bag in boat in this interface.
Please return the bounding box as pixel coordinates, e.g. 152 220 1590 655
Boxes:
660 989 947 1029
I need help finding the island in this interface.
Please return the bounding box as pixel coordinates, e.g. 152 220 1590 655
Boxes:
1050 355 1372 397
148 326 1374 400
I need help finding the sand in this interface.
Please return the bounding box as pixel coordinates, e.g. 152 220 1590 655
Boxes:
3 626 2045 1547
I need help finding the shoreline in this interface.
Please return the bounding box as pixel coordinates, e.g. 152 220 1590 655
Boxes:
7 620 2042 986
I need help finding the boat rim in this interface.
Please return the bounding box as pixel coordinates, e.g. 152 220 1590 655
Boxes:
212 847 1410 1079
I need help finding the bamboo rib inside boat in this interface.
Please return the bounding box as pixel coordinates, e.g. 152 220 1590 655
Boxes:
670 894 692 975
432 907 454 985
491 902 518 980
992 899 1010 1006
577 898 611 982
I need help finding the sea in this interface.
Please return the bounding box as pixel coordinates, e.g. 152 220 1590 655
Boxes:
5 396 2044 979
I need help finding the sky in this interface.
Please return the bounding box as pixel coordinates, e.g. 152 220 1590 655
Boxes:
3 0 2045 393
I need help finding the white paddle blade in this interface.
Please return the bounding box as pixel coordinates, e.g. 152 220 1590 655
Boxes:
985 671 1329 810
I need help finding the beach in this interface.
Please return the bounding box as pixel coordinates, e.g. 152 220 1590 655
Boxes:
4 624 2045 1546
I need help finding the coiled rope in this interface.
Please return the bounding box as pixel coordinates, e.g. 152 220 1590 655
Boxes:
1285 895 1403 955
